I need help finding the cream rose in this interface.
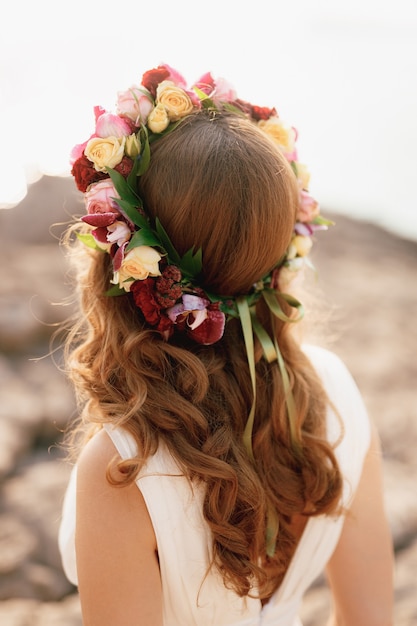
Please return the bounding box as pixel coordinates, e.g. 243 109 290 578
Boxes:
85 136 126 172
125 133 141 159
156 80 194 121
257 117 296 156
117 245 162 290
287 235 313 259
147 103 170 133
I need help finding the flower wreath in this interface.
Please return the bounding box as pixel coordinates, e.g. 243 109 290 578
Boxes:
70 63 330 347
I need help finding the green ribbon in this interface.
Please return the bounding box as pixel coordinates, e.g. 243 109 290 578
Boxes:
237 289 305 556
236 297 257 463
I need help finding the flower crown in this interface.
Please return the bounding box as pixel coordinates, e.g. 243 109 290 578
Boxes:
70 63 330 347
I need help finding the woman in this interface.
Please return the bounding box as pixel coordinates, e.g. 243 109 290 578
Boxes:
59 64 394 625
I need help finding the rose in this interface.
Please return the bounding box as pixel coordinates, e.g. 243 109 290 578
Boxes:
257 117 297 157
85 136 126 172
297 190 320 223
210 77 237 105
85 180 121 216
95 112 133 138
156 81 194 121
250 105 277 121
117 246 162 290
141 66 171 97
116 86 153 124
287 235 313 259
125 134 141 159
193 72 215 95
71 154 108 192
147 103 170 133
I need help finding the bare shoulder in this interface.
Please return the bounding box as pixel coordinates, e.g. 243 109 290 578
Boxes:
77 427 119 477
76 427 157 550
75 428 162 625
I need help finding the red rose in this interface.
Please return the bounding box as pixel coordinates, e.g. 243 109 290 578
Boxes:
141 66 171 98
250 105 277 121
71 155 107 192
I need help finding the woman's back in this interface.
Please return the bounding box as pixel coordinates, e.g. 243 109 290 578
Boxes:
59 346 373 625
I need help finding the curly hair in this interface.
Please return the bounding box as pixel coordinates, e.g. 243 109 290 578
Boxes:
62 112 343 600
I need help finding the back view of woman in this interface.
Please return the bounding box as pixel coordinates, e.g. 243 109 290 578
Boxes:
58 63 394 625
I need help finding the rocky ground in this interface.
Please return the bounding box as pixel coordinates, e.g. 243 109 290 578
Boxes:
0 176 416 625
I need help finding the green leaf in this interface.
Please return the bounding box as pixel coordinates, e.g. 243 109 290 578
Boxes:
312 215 335 227
127 228 162 251
105 285 125 296
106 167 139 205
192 86 210 102
127 153 141 187
155 219 181 264
179 247 203 278
75 232 102 250
114 198 148 229
222 102 245 117
137 126 151 175
201 97 215 110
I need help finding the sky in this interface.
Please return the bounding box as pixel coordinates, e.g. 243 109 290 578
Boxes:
1 0 417 239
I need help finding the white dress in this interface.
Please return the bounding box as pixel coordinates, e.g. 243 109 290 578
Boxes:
59 345 371 626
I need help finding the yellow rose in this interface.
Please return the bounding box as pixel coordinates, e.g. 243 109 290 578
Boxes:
156 80 194 121
125 133 141 159
85 136 125 172
147 103 170 133
287 235 313 259
257 117 296 155
117 245 162 291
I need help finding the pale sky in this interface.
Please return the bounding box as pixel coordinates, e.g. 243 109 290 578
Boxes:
1 0 417 239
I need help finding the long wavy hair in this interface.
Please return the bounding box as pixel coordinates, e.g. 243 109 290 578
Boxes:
63 112 343 600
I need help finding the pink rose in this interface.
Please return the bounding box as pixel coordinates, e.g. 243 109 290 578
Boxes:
116 86 153 125
70 140 88 165
297 190 320 223
211 77 237 105
84 180 121 216
95 111 133 138
161 64 187 88
193 72 215 95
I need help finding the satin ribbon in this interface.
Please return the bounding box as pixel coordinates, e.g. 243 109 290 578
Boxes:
236 289 304 556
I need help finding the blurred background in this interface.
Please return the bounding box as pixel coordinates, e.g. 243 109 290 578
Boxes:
0 0 416 624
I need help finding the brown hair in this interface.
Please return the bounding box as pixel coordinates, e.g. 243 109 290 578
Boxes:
63 111 343 600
